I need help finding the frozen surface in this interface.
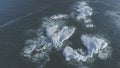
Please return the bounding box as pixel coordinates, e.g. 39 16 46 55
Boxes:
22 14 75 63
72 1 93 20
63 46 84 61
71 1 94 28
21 1 112 67
22 36 52 62
98 46 112 60
81 35 108 58
50 14 69 19
46 25 75 48
63 35 110 62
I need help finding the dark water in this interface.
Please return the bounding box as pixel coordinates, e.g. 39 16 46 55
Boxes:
0 0 120 68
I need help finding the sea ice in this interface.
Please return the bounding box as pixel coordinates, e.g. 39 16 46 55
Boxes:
50 14 69 19
71 1 94 28
22 15 76 63
46 25 75 48
63 46 84 61
80 35 108 58
72 1 93 21
63 34 110 62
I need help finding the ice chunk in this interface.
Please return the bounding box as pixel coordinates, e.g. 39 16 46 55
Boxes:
80 35 108 58
50 14 69 19
43 14 75 48
98 46 112 60
46 25 75 48
63 35 109 63
22 15 76 63
63 46 84 61
22 36 52 62
71 1 94 28
85 23 94 28
72 1 93 21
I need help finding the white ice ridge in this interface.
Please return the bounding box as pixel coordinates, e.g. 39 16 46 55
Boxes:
71 1 94 28
63 35 109 62
22 15 75 62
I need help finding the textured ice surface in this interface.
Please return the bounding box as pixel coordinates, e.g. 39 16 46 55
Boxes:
80 35 108 58
22 14 75 63
22 1 112 67
63 35 110 62
85 23 94 28
50 14 69 19
63 46 84 61
98 46 112 60
22 36 52 62
71 1 94 28
72 1 92 20
46 25 75 48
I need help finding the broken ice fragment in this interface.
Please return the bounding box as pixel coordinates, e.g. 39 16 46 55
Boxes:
63 46 84 61
46 25 75 48
63 34 110 63
80 35 108 58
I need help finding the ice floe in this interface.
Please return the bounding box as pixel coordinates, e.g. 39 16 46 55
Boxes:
63 34 110 62
22 36 52 62
46 25 75 48
22 1 112 68
98 46 112 60
63 46 84 61
50 14 69 19
22 15 76 63
71 1 94 28
80 35 108 58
